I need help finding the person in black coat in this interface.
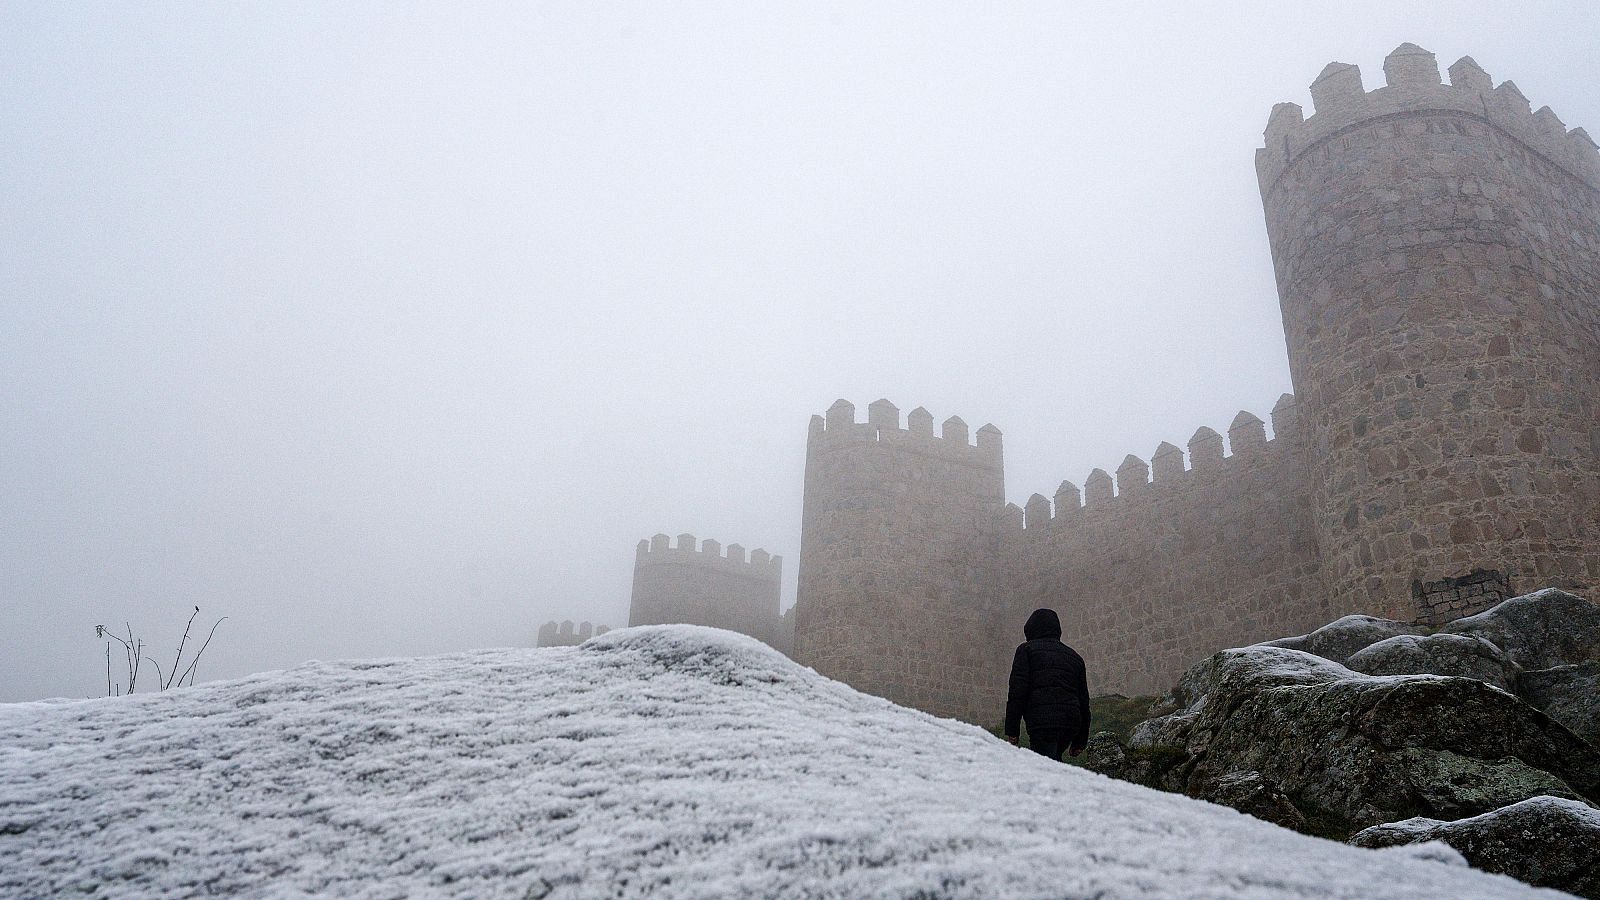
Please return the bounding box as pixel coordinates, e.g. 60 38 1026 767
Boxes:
1003 608 1091 761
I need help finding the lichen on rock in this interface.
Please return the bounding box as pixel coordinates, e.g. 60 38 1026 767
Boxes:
1255 615 1427 665
1345 632 1520 691
1351 796 1600 898
1518 662 1600 746
1441 588 1600 671
1103 589 1600 864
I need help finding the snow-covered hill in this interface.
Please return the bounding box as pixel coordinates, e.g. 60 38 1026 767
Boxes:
0 627 1559 897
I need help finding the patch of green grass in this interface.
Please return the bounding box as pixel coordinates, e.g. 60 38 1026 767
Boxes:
988 694 1161 765
1085 694 1162 745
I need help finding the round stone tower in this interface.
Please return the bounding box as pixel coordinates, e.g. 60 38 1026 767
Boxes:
1257 44 1600 622
792 399 1006 722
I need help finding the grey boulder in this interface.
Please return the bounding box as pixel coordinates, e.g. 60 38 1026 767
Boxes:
1442 588 1600 670
1193 770 1307 831
1519 662 1600 747
1126 645 1600 835
1256 615 1426 664
1351 796 1600 898
1346 632 1521 691
1083 731 1129 780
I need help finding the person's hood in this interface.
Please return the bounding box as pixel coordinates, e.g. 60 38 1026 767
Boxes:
1024 608 1062 641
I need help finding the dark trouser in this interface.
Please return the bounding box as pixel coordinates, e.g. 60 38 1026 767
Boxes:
1027 729 1067 761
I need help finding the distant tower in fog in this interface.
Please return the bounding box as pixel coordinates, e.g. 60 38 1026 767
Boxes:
628 533 793 654
536 620 609 647
792 399 1006 722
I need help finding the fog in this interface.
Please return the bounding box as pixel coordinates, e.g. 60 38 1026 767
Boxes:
3 2 1596 700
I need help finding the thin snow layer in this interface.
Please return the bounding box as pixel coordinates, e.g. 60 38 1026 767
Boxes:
0 626 1555 899
1402 794 1600 832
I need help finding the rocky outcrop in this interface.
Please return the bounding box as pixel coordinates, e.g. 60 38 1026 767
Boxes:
1441 588 1600 670
1096 588 1600 896
1124 646 1598 834
1345 633 1520 691
1519 663 1600 746
1083 732 1128 778
1197 771 1307 831
1351 797 1600 898
1256 615 1426 664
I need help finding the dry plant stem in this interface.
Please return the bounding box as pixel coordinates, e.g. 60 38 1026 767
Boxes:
98 627 138 697
165 607 199 690
96 610 225 695
177 617 227 688
124 623 142 694
143 656 165 691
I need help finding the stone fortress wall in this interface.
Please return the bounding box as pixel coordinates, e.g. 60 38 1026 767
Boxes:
793 400 1007 720
1258 44 1600 624
628 533 793 655
992 399 1329 699
788 43 1600 722
630 43 1600 725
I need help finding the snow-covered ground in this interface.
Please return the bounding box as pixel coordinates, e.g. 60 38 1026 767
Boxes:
0 626 1560 898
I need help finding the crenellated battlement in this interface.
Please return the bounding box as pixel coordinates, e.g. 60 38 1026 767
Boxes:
1015 398 1299 531
536 619 611 648
1257 43 1600 194
634 533 782 580
807 398 1003 469
629 531 789 654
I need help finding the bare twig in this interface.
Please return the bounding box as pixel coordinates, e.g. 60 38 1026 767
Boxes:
96 610 228 696
176 617 228 688
125 623 138 692
165 606 200 690
142 656 166 691
99 624 132 652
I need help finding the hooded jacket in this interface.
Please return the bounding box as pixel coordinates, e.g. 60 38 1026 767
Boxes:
1003 608 1091 746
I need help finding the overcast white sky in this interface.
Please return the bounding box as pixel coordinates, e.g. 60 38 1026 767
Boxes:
3 2 1597 700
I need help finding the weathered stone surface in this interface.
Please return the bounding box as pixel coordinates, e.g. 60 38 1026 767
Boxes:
1125 646 1600 837
1082 731 1128 780
1346 633 1521 691
792 400 1007 722
1392 748 1584 819
1194 771 1308 831
1442 589 1600 671
1351 797 1600 898
1369 840 1469 868
1260 44 1600 627
1519 662 1600 746
1258 615 1427 665
1131 646 1350 749
1096 592 1600 895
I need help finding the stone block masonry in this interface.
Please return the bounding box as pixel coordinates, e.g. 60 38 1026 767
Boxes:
1413 568 1511 624
640 42 1599 724
1259 43 1600 622
995 399 1329 697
